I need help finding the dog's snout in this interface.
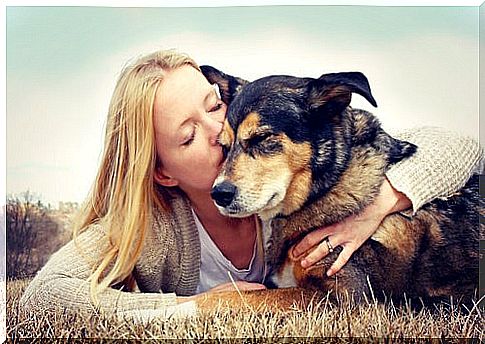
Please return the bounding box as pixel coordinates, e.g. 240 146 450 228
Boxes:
211 181 237 208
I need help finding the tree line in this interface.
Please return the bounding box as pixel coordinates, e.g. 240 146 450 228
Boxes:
6 191 72 279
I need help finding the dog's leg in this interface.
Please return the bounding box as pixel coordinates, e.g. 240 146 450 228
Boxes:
194 287 322 314
270 248 376 303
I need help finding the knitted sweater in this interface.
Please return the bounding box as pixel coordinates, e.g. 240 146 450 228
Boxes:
19 127 483 318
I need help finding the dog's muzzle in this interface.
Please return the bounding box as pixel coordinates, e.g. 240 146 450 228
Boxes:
211 181 237 208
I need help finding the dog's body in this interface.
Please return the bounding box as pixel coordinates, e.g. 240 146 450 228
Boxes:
200 66 480 306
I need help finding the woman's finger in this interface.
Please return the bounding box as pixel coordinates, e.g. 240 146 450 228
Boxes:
293 225 336 258
300 235 339 268
326 245 354 276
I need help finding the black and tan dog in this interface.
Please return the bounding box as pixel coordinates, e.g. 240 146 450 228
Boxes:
200 65 480 307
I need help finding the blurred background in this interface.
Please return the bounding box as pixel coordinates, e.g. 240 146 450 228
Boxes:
6 4 480 207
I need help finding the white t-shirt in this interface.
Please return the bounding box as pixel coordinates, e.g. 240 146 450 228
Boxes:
192 209 267 294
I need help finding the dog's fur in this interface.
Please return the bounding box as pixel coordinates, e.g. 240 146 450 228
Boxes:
200 65 480 307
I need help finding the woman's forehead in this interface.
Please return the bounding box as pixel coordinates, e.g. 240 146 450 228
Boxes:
155 68 198 108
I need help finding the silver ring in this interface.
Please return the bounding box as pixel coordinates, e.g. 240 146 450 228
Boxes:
325 238 334 253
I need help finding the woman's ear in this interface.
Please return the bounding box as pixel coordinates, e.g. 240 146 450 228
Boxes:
154 167 179 187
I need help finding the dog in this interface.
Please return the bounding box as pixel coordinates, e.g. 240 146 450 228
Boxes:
199 65 480 307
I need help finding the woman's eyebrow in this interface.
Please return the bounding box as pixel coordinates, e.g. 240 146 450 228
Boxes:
177 116 193 131
203 87 217 105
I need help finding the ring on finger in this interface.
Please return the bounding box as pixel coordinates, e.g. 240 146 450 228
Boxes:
324 238 334 253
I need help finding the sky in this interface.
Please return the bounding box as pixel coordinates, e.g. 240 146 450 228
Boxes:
5 2 482 207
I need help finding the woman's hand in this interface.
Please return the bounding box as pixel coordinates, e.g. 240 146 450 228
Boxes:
292 178 412 277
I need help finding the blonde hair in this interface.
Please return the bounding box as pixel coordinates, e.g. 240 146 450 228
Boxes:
73 49 199 304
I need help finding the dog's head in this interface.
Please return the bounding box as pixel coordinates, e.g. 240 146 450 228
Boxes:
201 65 384 220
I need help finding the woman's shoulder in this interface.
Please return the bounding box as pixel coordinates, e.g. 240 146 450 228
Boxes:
150 189 197 243
153 189 192 224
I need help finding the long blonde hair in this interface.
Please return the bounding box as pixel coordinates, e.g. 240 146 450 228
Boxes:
73 49 199 304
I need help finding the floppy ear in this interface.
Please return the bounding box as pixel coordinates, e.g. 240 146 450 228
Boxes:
308 72 377 116
372 130 417 164
200 65 248 105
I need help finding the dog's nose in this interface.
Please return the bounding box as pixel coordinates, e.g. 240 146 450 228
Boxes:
211 181 237 208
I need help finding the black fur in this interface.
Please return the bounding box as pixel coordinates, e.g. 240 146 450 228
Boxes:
202 65 480 306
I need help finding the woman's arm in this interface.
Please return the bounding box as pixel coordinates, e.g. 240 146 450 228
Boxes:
386 126 483 213
294 177 411 275
19 224 183 319
293 126 483 275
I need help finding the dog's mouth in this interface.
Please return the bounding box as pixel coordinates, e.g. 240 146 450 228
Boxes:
217 192 284 220
265 193 279 209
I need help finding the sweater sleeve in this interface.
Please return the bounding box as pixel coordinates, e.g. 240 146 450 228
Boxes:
385 126 483 214
19 223 195 319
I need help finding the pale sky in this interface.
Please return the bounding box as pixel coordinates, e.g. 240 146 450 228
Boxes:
5 3 482 206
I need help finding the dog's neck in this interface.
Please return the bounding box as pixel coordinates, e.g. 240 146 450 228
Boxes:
277 146 387 240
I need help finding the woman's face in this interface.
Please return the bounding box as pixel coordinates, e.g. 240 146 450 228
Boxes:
153 65 227 195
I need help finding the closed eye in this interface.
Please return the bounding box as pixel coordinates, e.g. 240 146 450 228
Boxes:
209 102 223 113
248 132 273 147
181 124 197 146
243 131 282 157
182 130 195 146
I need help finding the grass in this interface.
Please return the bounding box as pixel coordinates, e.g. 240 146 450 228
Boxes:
6 278 484 341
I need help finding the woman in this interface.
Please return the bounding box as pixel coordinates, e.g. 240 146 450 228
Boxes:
20 49 482 318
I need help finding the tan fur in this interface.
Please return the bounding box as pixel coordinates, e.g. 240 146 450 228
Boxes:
195 288 321 313
280 146 387 233
232 140 288 185
238 112 263 142
281 136 313 215
219 120 234 147
419 212 445 245
373 211 444 260
365 215 418 292
372 216 417 260
227 131 313 218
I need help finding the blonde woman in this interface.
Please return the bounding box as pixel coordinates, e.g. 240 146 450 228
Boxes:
20 49 482 318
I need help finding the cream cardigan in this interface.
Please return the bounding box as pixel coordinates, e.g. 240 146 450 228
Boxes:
20 127 483 316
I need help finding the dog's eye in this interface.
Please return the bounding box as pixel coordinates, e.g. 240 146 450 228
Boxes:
247 132 272 147
243 132 283 157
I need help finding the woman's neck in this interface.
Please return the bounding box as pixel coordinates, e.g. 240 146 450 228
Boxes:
187 190 232 227
186 189 257 269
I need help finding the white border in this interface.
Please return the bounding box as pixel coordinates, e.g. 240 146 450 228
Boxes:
1 0 6 341
1 1 483 343
3 0 485 7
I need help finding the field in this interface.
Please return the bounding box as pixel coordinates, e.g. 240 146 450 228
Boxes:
6 278 484 342
4 197 484 341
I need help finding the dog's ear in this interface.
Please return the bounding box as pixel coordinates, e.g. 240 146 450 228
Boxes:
307 72 377 116
200 65 248 105
373 130 417 164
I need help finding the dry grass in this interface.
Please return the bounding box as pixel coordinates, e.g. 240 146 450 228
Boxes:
6 278 484 341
